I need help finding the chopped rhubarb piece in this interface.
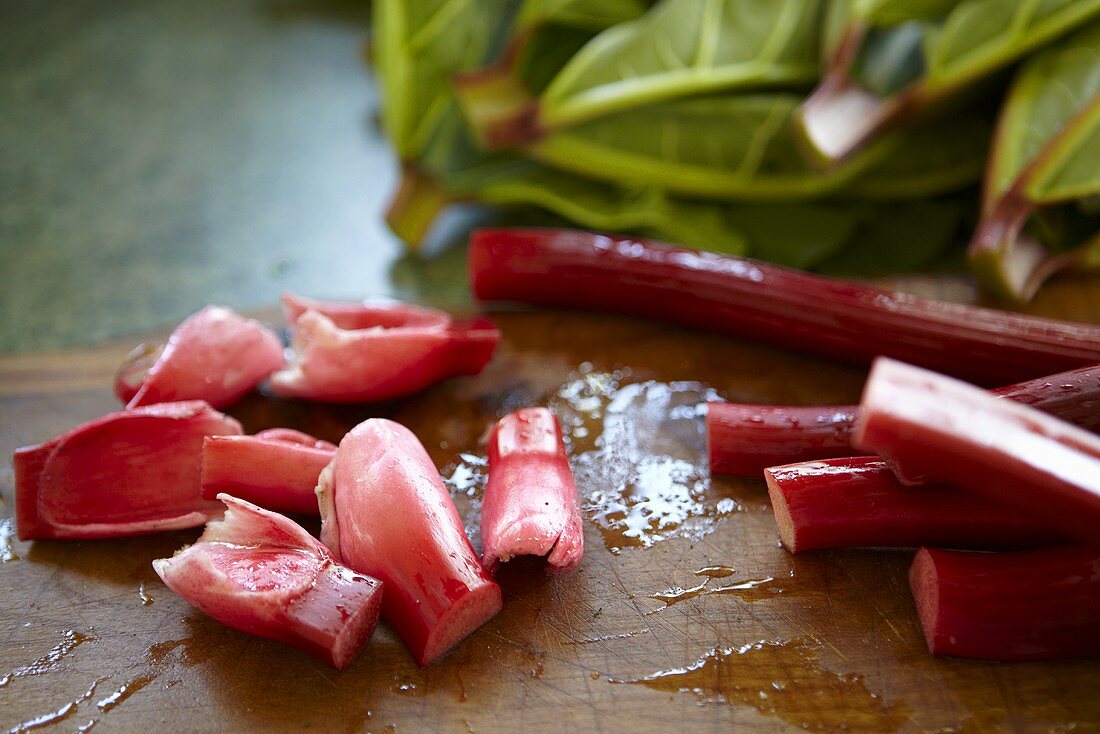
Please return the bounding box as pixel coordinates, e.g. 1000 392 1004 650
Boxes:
469 228 1100 384
909 546 1100 661
154 494 382 669
853 358 1100 546
201 432 336 516
765 457 1063 554
481 408 583 574
116 306 284 410
269 293 500 403
14 401 242 540
708 363 1100 476
708 404 863 477
317 419 502 667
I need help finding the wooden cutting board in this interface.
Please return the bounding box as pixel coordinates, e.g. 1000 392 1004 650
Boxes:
2 278 1099 734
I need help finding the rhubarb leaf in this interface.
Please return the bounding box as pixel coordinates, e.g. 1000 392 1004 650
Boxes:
515 0 649 32
527 94 988 201
799 0 1100 164
460 0 825 148
970 19 1100 300
373 0 518 160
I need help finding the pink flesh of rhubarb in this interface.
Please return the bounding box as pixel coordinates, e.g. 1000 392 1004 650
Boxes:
481 408 584 574
201 432 336 516
853 358 1100 546
154 494 382 669
14 401 242 540
118 306 285 410
708 363 1100 477
317 419 502 667
909 546 1100 661
765 457 1063 553
269 293 499 403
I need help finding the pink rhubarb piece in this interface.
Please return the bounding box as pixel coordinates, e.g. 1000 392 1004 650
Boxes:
14 401 242 540
317 418 502 666
201 430 336 516
155 494 383 669
853 358 1100 545
269 293 499 403
116 306 285 410
481 408 583 574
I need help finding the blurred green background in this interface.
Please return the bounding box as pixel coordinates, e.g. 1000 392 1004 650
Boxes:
0 0 458 354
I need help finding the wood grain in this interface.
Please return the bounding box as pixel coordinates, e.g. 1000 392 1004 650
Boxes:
1 278 1099 733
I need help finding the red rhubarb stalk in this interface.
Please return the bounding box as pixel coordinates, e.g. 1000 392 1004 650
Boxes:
909 546 1100 661
708 362 1100 476
765 457 1064 554
317 419 502 666
853 358 1100 546
14 401 242 540
116 306 284 409
201 431 336 516
708 404 863 477
270 293 500 403
154 494 383 669
481 408 584 574
469 228 1100 385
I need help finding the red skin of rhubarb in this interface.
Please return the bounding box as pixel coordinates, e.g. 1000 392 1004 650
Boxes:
708 404 864 477
317 419 502 666
708 362 1100 477
201 432 336 516
853 358 1100 547
469 228 1100 385
765 457 1064 553
270 293 500 403
154 494 383 669
909 546 1100 661
481 408 584 574
116 306 285 409
14 401 242 541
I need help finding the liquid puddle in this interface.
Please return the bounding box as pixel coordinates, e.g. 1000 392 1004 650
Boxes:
552 371 735 552
0 518 19 563
0 629 96 687
612 638 909 731
649 567 778 609
7 677 102 734
442 453 488 549
137 583 154 606
567 630 650 646
96 674 154 712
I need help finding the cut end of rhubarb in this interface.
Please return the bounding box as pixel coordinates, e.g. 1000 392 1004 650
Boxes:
795 80 886 167
415 578 502 668
384 165 455 250
114 342 163 404
763 467 798 553
909 548 943 655
453 53 541 151
968 221 1058 304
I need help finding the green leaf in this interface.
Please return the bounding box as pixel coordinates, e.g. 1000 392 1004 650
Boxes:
970 20 1100 301
526 94 988 201
856 0 962 25
798 0 1100 164
515 0 650 32
373 0 518 160
458 0 825 148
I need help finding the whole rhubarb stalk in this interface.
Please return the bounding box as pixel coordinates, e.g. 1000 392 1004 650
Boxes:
317 419 502 667
765 457 1063 554
909 546 1100 661
853 358 1100 545
469 228 1100 385
708 362 1100 476
201 429 336 516
481 408 583 574
14 401 242 540
115 306 284 410
154 494 383 670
